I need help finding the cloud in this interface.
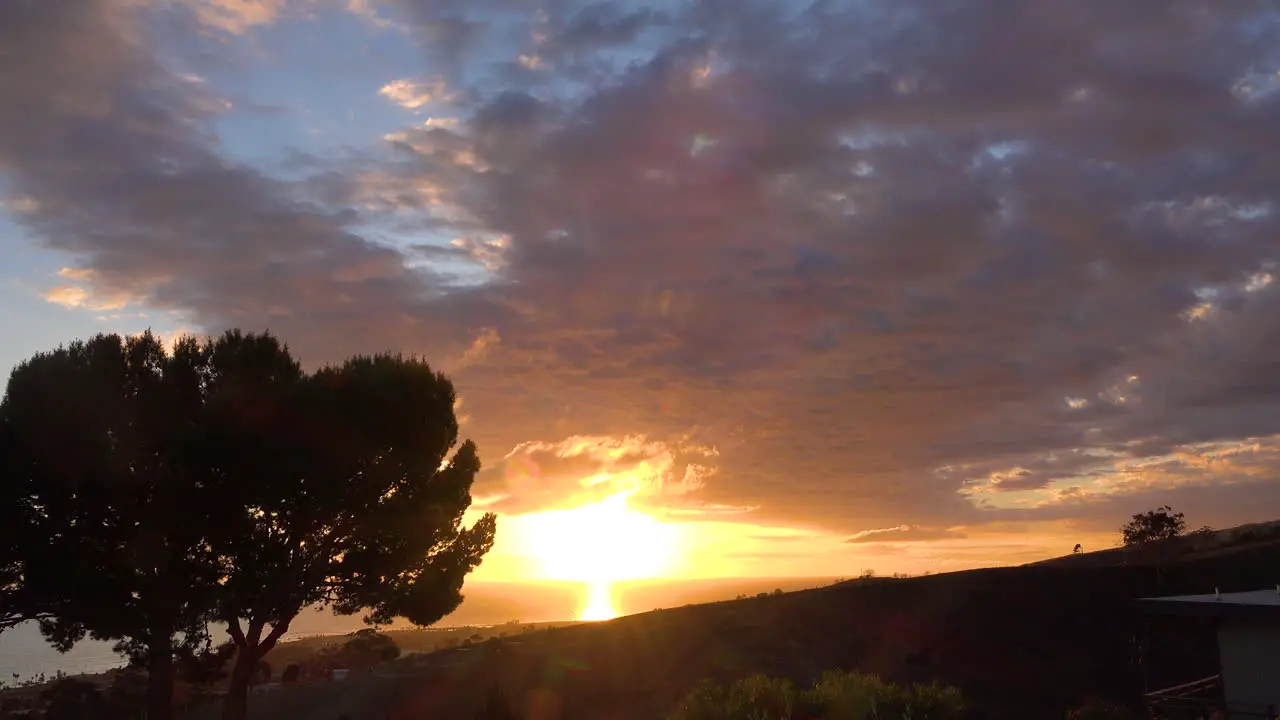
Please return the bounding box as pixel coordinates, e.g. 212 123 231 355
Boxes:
43 286 93 309
0 196 39 214
478 434 716 516
345 0 402 31
4 0 1280 537
42 268 138 310
191 0 288 34
0 0 490 365
845 526 967 545
378 78 453 110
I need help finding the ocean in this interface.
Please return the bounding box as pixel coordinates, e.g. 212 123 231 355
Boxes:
0 577 835 682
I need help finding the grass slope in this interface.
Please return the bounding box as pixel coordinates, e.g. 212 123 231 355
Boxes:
194 528 1280 720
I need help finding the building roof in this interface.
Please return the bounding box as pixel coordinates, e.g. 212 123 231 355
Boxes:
1138 588 1280 620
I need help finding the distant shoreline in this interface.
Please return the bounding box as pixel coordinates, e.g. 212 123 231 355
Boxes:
0 576 839 682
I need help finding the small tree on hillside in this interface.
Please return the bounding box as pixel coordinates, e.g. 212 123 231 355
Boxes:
204 348 496 720
1121 505 1187 584
1121 506 1186 546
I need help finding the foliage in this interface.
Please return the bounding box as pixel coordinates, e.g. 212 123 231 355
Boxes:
280 663 302 684
1121 505 1185 546
670 675 797 720
297 629 403 681
24 674 149 720
330 629 401 669
39 678 112 720
668 670 963 720
0 332 230 720
175 641 236 688
0 330 497 720
206 341 497 720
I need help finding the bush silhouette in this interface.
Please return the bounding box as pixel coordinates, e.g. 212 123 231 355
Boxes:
40 678 112 720
668 670 963 720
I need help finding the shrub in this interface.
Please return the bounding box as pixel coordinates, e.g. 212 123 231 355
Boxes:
668 675 797 720
668 670 962 720
280 662 302 684
312 629 402 673
803 672 963 720
41 678 111 720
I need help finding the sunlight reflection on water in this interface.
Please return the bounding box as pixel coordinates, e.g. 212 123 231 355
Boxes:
578 581 618 621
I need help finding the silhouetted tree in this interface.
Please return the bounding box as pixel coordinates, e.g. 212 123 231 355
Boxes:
1073 543 1083 554
1121 506 1185 546
204 348 495 720
0 332 229 720
1121 505 1187 583
175 640 236 689
0 331 496 720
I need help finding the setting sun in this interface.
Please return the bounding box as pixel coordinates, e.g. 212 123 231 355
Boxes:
509 490 681 620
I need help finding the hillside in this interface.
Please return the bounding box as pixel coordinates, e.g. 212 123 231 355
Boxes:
192 527 1280 720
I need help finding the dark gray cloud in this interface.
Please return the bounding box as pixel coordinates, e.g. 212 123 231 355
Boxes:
3 0 1280 535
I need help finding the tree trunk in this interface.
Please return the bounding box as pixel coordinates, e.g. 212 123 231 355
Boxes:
223 617 292 720
222 650 256 720
147 635 175 720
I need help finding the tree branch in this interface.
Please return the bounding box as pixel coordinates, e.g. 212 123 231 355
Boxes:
226 616 247 647
258 616 293 656
247 618 264 647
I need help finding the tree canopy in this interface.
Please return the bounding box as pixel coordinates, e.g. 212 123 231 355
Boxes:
1120 505 1186 546
0 330 496 720
0 332 225 719
206 345 496 720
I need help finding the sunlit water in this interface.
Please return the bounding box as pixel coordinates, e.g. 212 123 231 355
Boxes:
0 578 834 682
578 581 619 621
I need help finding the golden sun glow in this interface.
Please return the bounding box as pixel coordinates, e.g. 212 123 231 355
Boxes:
578 581 618 621
513 491 681 620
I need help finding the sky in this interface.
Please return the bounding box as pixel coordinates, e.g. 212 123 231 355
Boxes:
3 0 1280 609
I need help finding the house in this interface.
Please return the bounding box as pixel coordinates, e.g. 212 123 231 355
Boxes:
1138 588 1280 719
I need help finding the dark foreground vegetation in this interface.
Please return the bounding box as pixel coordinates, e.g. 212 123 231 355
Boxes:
667 671 964 720
102 523 1280 719
0 331 496 720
